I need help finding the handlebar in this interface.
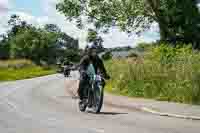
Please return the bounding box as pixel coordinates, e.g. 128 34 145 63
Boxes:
67 65 110 80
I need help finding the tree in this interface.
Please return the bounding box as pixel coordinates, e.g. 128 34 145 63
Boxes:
1 14 81 64
44 24 79 50
87 29 98 43
58 32 79 50
0 14 26 60
8 14 31 37
0 34 10 59
56 0 200 47
9 27 58 64
44 24 61 33
5 15 59 64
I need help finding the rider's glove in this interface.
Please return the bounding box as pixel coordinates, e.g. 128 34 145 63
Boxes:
104 73 110 80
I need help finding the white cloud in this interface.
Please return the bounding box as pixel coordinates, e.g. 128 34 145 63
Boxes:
0 0 9 13
12 11 49 27
101 24 160 48
0 0 11 34
15 11 35 22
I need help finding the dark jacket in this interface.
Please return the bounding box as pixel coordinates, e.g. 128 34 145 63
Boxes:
78 55 107 75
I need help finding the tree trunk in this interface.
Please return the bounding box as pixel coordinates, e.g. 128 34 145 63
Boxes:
147 0 173 41
147 0 166 40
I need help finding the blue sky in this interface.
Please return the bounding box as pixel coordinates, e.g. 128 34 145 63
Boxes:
13 0 42 16
0 0 160 48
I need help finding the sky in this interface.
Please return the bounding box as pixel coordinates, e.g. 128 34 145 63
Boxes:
0 0 160 48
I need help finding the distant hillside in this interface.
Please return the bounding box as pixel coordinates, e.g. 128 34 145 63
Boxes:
100 46 143 59
106 46 132 52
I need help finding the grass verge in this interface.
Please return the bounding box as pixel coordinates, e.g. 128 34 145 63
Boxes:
0 59 56 81
0 67 56 81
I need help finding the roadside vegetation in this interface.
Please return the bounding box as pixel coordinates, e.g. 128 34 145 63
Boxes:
0 15 81 64
0 15 81 81
0 59 56 81
105 43 200 105
56 0 200 104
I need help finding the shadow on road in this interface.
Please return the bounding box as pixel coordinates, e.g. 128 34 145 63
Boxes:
99 112 128 115
87 111 128 115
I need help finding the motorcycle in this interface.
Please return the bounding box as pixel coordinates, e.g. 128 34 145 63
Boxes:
64 66 70 77
78 64 105 113
64 63 74 77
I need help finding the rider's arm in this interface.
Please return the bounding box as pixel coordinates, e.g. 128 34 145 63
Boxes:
96 56 109 78
74 55 89 70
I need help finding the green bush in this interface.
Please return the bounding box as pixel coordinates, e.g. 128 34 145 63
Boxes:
105 44 200 105
102 51 112 60
128 52 138 58
136 42 153 52
146 44 193 64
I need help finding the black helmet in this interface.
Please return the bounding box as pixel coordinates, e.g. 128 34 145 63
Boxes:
85 43 98 57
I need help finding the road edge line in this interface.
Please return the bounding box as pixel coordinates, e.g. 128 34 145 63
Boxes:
141 107 200 120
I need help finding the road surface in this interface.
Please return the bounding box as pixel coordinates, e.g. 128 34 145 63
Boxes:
0 73 199 133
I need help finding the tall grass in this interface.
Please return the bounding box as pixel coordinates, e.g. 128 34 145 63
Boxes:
0 59 35 69
105 44 200 105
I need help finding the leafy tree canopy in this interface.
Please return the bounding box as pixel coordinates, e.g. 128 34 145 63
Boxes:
56 0 200 47
0 14 81 63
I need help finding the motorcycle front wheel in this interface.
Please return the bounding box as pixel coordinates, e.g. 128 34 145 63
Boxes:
92 83 104 113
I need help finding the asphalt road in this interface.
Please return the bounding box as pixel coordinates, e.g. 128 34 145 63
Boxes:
0 73 199 133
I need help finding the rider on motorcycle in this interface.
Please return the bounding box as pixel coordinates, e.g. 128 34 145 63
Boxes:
77 43 110 103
